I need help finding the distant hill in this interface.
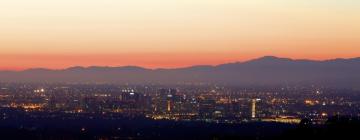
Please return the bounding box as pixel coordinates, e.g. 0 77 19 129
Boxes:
1 56 360 87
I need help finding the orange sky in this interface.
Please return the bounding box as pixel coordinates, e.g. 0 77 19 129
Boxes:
1 0 360 70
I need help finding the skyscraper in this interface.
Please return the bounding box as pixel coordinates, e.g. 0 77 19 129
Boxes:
252 99 256 119
251 99 261 119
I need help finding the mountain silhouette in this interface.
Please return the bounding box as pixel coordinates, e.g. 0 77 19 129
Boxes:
1 56 360 87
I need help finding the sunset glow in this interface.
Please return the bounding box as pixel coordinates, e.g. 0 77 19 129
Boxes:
1 0 360 70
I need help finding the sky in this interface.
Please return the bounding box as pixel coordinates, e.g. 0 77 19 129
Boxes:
0 0 360 70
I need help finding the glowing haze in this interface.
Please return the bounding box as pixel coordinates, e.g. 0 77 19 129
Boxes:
1 0 359 70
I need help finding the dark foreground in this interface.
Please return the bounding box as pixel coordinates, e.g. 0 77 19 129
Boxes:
0 110 359 140
0 118 293 140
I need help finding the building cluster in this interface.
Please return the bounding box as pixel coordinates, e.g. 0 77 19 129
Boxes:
0 83 359 124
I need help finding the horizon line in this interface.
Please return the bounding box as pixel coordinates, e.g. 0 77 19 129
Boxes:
1 55 359 72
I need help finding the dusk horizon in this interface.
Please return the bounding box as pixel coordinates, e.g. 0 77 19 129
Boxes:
2 55 360 71
1 0 360 71
1 1 360 140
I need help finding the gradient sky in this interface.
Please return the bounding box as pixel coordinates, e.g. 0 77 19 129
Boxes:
1 0 360 70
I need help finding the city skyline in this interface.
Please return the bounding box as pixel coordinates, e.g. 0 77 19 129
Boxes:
1 0 360 70
1 1 359 139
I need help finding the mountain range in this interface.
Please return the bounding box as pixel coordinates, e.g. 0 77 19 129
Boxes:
1 56 360 88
